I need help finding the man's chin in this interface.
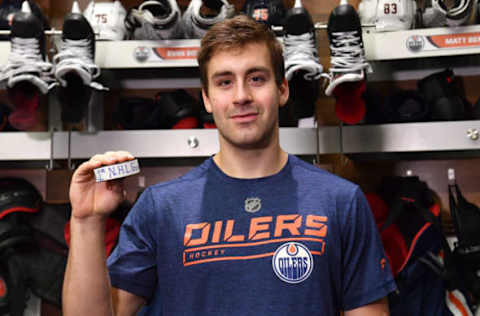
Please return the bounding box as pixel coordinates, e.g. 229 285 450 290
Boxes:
221 131 272 150
235 140 268 150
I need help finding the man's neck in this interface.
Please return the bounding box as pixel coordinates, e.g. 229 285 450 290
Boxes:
213 142 288 179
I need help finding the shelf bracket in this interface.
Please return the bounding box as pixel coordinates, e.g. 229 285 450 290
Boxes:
67 129 75 170
46 129 55 171
339 122 344 155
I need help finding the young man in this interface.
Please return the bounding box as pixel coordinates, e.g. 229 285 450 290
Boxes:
62 15 396 316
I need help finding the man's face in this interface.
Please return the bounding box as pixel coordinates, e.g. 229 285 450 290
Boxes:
202 42 289 150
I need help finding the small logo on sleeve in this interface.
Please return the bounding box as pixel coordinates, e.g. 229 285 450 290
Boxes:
272 242 313 284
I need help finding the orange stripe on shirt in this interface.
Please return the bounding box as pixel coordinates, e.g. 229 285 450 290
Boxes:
184 252 276 266
184 237 324 253
184 250 325 266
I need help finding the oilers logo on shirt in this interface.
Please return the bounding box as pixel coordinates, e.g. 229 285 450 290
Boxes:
272 242 313 284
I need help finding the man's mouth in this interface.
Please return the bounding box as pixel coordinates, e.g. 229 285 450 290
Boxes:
231 112 258 123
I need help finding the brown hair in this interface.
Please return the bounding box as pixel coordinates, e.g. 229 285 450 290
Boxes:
197 14 285 95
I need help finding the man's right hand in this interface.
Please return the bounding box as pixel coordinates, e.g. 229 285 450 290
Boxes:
69 151 135 221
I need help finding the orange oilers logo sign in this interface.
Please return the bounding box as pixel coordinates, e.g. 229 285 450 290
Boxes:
183 214 327 270
272 242 313 283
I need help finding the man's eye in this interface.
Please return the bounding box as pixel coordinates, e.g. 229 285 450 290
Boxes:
250 76 266 83
218 80 231 87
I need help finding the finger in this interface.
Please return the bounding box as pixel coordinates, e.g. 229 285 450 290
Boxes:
75 153 116 178
115 151 135 162
106 178 125 193
72 152 134 183
72 159 102 179
104 151 116 158
100 151 135 165
106 151 135 164
90 154 110 165
104 151 121 164
90 153 119 166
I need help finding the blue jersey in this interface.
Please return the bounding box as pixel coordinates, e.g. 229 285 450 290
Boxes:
108 155 396 315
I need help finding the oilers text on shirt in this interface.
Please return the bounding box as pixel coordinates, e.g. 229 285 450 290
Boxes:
183 214 328 267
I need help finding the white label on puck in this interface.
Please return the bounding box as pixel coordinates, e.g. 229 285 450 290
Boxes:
94 159 140 182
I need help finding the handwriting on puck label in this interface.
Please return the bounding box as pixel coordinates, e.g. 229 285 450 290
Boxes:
94 159 140 182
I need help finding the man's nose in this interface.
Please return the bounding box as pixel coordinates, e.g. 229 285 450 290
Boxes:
233 82 253 105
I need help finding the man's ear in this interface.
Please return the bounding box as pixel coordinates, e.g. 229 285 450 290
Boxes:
278 78 289 108
201 89 213 113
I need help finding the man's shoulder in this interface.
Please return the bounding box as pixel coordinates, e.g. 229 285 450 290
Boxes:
289 155 357 190
147 158 212 193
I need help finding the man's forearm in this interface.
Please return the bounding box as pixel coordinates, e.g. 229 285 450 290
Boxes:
62 216 113 316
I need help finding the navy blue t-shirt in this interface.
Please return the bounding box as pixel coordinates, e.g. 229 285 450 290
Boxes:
107 155 396 315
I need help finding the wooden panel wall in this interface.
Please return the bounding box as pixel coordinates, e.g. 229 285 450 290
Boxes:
2 0 480 314
9 0 480 242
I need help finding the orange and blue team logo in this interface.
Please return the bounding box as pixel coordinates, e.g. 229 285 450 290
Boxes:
272 242 313 284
